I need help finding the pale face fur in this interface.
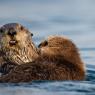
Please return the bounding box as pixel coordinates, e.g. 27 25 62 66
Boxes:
0 23 38 65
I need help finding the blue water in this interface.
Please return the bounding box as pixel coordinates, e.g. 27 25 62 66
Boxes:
0 0 95 95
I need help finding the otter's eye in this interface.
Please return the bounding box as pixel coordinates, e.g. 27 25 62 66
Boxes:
31 33 33 36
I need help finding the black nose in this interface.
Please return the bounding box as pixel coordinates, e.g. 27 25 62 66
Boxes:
8 30 17 36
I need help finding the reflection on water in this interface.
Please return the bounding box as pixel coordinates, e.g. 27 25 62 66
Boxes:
0 0 95 95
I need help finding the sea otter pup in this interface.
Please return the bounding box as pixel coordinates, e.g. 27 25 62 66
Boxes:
0 23 39 74
0 35 85 82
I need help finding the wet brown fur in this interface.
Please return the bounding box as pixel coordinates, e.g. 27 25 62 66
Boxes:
0 23 39 74
0 36 85 82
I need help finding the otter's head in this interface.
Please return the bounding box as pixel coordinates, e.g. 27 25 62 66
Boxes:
38 36 83 65
0 23 38 64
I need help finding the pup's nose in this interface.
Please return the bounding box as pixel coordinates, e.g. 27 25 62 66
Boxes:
8 30 17 36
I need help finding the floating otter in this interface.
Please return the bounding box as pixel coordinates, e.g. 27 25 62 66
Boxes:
0 23 39 74
0 35 85 82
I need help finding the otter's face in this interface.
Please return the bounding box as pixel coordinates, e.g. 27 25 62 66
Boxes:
0 23 35 64
0 23 33 49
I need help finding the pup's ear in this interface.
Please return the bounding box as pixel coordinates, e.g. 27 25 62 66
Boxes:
38 40 48 48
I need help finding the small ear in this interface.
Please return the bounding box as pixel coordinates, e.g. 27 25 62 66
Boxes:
38 40 48 48
0 28 4 33
20 26 24 30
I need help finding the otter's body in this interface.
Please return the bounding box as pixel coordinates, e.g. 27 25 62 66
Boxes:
0 57 85 82
0 31 85 82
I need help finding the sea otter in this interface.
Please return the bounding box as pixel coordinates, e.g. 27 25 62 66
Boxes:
0 23 39 74
0 34 85 82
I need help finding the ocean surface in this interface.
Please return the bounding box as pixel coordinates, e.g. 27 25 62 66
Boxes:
0 0 95 95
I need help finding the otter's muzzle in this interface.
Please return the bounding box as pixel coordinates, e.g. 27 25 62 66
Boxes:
8 30 18 45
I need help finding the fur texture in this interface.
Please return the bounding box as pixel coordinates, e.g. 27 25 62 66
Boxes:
0 36 85 82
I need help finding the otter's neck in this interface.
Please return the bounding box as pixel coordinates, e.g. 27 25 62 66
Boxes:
24 40 39 63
